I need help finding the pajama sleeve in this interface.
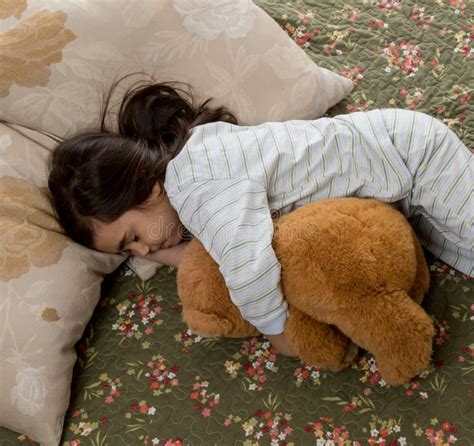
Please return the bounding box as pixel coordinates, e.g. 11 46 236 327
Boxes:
167 177 289 335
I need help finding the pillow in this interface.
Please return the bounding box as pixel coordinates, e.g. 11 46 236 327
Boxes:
0 123 125 445
0 1 353 279
0 0 353 132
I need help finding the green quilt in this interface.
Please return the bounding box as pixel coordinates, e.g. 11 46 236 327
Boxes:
1 1 472 445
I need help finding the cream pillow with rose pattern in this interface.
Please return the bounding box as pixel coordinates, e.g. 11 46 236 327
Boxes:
0 0 353 132
0 123 125 445
0 0 353 281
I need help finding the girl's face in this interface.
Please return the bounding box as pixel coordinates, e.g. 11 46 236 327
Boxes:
91 182 184 257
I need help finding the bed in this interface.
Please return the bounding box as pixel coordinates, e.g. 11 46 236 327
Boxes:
1 0 472 444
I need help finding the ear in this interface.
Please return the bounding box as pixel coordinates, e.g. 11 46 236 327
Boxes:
150 181 167 203
152 181 162 195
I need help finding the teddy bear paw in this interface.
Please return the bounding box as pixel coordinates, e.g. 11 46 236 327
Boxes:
378 356 431 386
377 328 434 386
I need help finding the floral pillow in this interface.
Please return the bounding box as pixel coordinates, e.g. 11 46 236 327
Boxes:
0 0 353 133
0 122 124 445
0 2 353 286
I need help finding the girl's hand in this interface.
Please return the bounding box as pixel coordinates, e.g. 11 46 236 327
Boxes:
142 241 191 268
265 332 298 357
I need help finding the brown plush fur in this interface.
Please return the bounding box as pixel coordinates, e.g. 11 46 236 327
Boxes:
177 198 434 385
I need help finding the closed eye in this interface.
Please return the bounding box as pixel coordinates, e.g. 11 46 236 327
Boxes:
119 235 138 255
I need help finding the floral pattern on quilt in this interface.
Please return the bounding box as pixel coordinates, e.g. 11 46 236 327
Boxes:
32 260 474 445
1 0 472 444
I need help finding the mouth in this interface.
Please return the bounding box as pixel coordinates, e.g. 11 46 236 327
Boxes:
150 245 161 253
155 241 168 251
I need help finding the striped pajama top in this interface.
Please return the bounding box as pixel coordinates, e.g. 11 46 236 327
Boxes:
163 109 470 335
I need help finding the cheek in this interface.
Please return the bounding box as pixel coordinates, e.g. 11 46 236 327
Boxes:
144 205 181 242
171 208 182 227
146 220 163 242
165 217 179 238
144 216 173 242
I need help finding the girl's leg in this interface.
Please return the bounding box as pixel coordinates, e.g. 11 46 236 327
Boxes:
380 109 473 277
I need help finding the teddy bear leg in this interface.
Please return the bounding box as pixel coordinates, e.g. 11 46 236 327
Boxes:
182 308 232 337
182 308 257 338
285 306 358 372
408 232 431 305
314 289 435 385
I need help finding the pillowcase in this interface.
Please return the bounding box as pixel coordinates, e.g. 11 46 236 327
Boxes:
0 0 353 132
0 123 125 445
0 1 353 279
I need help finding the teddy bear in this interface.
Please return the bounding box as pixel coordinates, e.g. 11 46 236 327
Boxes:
176 197 435 386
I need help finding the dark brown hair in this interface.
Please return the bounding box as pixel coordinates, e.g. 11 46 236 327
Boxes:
47 76 237 249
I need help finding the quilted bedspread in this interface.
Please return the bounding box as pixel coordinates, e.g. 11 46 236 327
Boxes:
1 0 472 445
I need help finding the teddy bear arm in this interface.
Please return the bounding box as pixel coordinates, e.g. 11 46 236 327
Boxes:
312 288 435 385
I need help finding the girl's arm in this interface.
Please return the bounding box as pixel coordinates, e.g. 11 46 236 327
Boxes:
143 240 296 355
166 178 296 356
